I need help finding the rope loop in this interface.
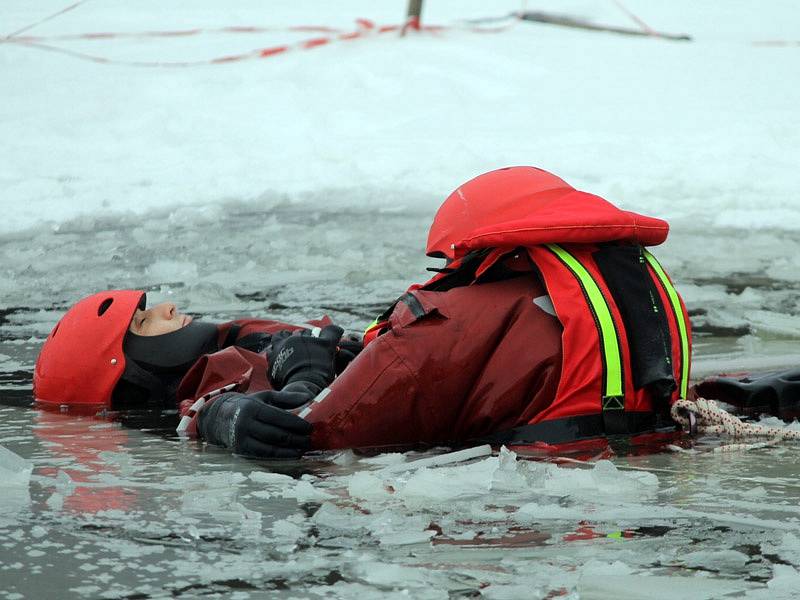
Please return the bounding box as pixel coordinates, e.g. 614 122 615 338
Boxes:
671 397 800 452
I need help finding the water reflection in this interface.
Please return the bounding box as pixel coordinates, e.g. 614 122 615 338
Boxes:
33 410 139 514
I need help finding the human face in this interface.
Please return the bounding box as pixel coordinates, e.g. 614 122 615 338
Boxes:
128 302 193 336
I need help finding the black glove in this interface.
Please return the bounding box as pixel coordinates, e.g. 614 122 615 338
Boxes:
335 329 364 374
270 327 362 375
197 391 312 458
695 368 800 420
267 325 343 395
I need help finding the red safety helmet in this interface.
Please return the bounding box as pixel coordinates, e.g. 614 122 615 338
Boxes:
34 290 145 410
426 166 669 259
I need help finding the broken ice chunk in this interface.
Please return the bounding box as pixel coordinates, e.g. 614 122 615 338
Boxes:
766 564 800 598
378 529 436 546
379 445 491 473
0 446 33 514
280 480 334 502
248 471 295 486
0 445 33 487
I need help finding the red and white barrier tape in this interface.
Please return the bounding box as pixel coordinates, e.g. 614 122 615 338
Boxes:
5 0 90 38
2 17 513 68
610 0 657 37
9 24 346 43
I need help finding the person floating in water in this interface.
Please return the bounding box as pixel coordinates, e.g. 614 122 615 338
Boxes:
32 167 799 458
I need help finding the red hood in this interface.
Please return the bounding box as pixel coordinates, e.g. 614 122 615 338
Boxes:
426 166 669 259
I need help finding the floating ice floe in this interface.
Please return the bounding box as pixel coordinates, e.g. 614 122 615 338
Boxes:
164 471 247 490
0 444 33 487
248 470 295 486
763 564 800 599
333 447 659 511
578 559 755 599
280 479 335 502
0 445 33 515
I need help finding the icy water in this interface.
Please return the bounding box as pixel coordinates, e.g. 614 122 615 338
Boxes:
2 204 800 599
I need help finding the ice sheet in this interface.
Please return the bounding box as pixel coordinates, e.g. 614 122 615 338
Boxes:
1 1 800 597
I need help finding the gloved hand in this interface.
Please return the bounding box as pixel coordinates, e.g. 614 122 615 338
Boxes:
267 325 343 395
694 368 800 419
335 329 364 374
270 327 362 375
197 391 312 458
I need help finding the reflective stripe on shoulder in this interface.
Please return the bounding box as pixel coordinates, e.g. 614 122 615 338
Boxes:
364 317 379 336
643 250 690 399
546 244 624 402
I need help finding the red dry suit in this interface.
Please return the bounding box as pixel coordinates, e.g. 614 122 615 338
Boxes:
175 317 330 435
174 274 563 449
178 168 692 452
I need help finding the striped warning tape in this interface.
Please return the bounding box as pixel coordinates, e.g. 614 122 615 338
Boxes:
5 0 89 38
2 17 514 68
9 24 347 43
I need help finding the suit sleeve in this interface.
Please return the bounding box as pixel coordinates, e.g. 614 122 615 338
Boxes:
304 299 463 450
175 347 264 436
304 278 562 451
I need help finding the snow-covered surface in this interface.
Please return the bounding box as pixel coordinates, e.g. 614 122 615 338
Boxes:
1 0 800 597
2 0 799 235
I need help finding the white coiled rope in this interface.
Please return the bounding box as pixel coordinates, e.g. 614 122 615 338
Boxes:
671 397 800 452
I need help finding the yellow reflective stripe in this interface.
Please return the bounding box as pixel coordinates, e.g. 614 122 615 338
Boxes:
643 250 690 399
546 244 624 400
364 317 379 336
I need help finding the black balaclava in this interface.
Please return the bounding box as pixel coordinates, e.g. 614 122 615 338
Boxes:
123 320 220 374
112 315 220 409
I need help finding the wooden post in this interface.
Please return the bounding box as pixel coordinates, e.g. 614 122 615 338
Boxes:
402 0 423 36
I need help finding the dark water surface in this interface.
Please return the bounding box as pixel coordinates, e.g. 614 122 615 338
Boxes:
2 205 800 599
